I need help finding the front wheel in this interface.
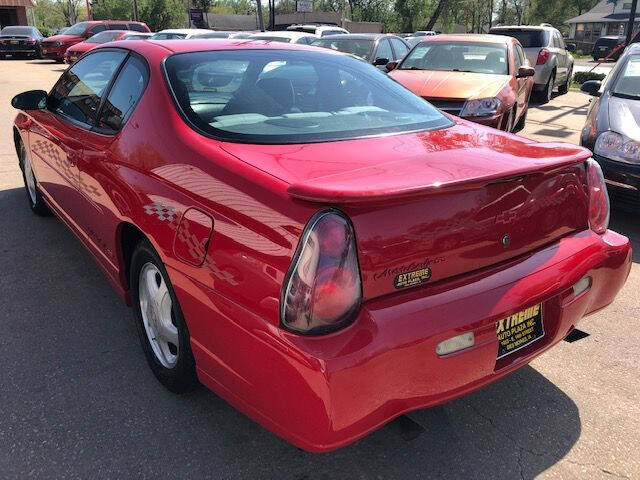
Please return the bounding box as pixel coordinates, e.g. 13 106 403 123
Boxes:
130 240 199 393
19 142 50 216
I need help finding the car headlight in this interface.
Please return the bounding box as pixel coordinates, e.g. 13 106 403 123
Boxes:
460 98 502 117
594 131 640 164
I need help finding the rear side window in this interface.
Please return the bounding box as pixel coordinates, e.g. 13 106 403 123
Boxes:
375 39 393 61
164 49 451 144
491 29 549 48
97 55 149 131
48 49 127 126
390 38 409 59
90 24 107 35
128 23 148 32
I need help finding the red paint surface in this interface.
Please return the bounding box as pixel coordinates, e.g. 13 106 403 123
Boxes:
14 39 631 452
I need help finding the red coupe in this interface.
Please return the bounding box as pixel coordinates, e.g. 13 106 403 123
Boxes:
11 40 631 452
64 30 130 64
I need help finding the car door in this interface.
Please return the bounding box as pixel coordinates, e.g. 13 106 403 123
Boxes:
553 31 567 82
374 39 393 70
513 43 530 115
26 49 127 231
75 52 149 268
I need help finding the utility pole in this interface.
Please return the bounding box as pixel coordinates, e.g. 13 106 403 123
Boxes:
626 0 638 45
85 0 92 20
132 0 139 21
256 0 264 31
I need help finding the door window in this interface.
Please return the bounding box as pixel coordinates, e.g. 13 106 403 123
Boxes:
514 44 524 70
97 54 148 131
128 23 147 32
375 39 393 62
48 49 127 127
90 24 107 35
390 38 409 60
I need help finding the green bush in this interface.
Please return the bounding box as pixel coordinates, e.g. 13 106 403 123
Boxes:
573 71 606 85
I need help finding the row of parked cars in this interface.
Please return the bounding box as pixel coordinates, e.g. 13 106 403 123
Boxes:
9 22 630 453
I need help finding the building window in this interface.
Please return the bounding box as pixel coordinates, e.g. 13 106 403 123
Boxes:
623 2 632 9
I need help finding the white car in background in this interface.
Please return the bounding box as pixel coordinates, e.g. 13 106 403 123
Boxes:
286 24 348 37
149 29 213 40
249 31 318 44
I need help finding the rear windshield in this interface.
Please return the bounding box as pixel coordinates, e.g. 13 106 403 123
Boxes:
400 42 509 75
151 32 187 40
1 26 37 37
87 31 123 44
491 29 548 48
612 55 640 98
65 22 92 35
596 37 621 47
164 49 451 144
311 38 374 60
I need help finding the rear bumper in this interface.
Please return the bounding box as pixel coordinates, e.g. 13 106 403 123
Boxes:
177 229 630 452
593 153 640 204
0 47 39 55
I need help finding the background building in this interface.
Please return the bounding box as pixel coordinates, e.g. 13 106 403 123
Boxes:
566 0 640 50
0 0 34 28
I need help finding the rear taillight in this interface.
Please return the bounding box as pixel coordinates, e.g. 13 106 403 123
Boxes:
586 158 610 234
281 210 361 334
536 48 550 65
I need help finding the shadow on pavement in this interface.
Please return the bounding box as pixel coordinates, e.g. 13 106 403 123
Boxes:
610 206 640 263
0 185 582 479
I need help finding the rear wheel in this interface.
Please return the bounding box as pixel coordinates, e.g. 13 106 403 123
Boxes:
558 67 572 95
19 142 50 216
535 71 555 104
130 240 199 393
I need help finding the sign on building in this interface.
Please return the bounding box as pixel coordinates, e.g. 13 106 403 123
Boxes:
297 0 313 13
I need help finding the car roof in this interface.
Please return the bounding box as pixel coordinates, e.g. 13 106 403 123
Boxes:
249 31 317 39
419 33 514 44
86 20 145 24
117 38 333 55
313 33 389 40
491 25 554 31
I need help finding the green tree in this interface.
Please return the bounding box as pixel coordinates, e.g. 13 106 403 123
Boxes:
138 0 187 31
92 0 134 20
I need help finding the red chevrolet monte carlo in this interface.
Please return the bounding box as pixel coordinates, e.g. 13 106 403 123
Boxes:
11 40 631 452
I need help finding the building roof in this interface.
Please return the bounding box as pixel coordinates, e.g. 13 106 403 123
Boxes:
566 0 640 24
0 0 36 6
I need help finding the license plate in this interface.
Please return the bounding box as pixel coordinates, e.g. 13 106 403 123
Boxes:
10 40 18 45
496 304 544 359
42 49 48 54
70 56 77 62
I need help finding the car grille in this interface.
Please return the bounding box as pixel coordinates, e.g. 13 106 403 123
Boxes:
423 98 465 115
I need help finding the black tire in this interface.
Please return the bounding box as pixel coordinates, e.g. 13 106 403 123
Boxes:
513 106 527 132
18 141 50 216
535 71 555 104
558 67 571 95
502 108 515 132
130 239 199 393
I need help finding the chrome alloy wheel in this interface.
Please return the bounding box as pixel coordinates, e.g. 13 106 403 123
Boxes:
139 263 179 368
23 148 36 205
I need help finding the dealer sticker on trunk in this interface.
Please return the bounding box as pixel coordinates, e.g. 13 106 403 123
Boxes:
496 304 544 359
393 267 431 289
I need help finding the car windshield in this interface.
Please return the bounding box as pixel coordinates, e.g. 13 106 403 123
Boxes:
400 42 509 75
165 49 451 144
65 22 91 35
491 29 548 48
1 26 36 36
311 38 374 60
151 32 187 40
250 35 292 43
612 55 640 98
86 31 123 44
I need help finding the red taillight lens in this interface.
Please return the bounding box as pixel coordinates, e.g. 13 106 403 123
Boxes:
281 211 361 334
536 48 550 65
586 158 610 234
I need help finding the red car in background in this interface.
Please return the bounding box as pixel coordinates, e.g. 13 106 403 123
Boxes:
11 40 631 452
64 30 129 64
41 20 149 62
389 34 535 132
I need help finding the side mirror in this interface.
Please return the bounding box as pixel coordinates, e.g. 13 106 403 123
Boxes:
11 90 47 110
581 80 602 97
516 66 535 78
373 57 389 66
566 43 577 52
385 60 399 72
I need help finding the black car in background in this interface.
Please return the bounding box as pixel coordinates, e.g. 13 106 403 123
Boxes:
581 43 640 206
0 26 44 59
311 34 411 70
592 36 625 61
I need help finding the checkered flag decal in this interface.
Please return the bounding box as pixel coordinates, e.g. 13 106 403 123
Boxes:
143 202 176 222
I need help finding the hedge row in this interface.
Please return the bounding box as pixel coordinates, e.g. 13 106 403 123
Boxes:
573 71 607 85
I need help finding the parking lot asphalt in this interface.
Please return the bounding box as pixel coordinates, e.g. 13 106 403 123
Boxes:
1 59 639 479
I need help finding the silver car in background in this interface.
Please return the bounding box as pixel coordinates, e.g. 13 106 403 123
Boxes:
490 24 576 104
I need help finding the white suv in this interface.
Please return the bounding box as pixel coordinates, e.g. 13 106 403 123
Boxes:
286 24 348 37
